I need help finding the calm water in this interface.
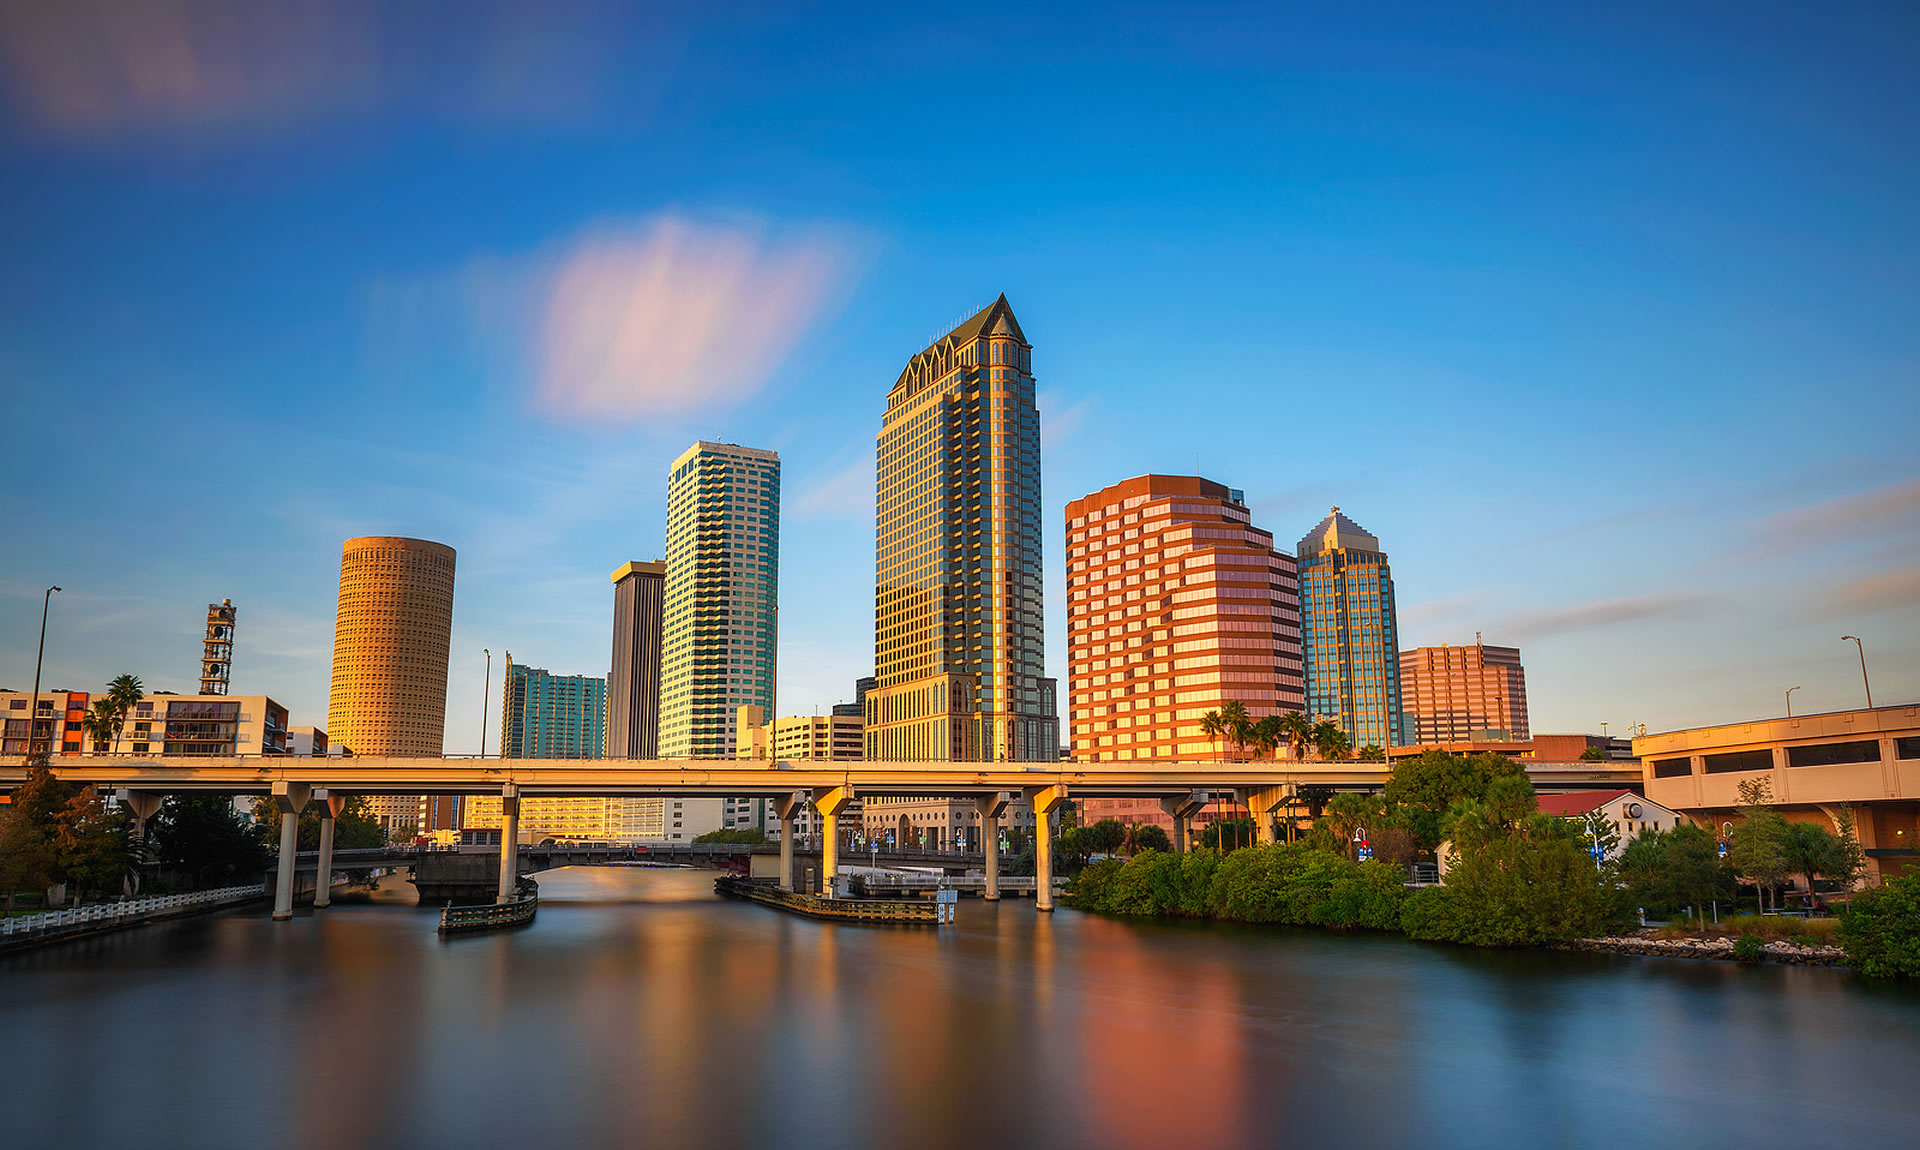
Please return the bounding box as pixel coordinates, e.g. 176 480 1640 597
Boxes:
3 867 1917 1150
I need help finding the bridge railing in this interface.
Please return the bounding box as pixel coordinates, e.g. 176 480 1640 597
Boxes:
1 884 266 941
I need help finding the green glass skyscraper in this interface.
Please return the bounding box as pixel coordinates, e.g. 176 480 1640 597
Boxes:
500 659 607 759
1297 507 1406 751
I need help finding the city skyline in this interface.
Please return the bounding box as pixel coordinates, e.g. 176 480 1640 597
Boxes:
1 5 1915 748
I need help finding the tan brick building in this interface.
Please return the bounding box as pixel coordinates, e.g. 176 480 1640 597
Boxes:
1399 642 1531 744
1065 475 1303 762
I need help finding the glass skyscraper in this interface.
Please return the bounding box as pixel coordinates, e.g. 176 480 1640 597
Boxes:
660 441 780 758
499 660 607 759
867 295 1057 761
1296 507 1407 751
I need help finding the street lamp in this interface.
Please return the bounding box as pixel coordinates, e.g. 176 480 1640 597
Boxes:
1785 685 1802 717
25 586 61 763
480 649 492 758
1840 636 1873 709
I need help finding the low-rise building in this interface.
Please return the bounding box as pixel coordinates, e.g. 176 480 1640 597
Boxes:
1 689 89 757
1535 789 1680 860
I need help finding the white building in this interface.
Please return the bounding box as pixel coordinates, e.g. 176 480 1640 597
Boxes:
1536 790 1680 860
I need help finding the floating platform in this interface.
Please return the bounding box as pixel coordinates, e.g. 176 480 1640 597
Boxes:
715 875 941 924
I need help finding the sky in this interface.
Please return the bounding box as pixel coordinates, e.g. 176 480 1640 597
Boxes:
1 0 1915 753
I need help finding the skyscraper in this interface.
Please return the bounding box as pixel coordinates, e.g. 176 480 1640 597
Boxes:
608 560 665 758
1296 508 1406 751
1065 475 1303 761
500 659 607 758
659 442 780 758
326 535 456 833
867 295 1057 761
1400 642 1530 743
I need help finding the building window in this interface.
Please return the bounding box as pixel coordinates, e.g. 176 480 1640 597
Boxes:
1898 736 1920 761
1652 757 1693 778
1703 750 1773 774
1786 740 1882 767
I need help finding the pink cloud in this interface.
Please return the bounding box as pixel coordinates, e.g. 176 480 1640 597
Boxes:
526 217 852 420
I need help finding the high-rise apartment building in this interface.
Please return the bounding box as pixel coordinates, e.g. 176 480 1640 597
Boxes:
1065 475 1303 761
1297 508 1406 751
326 535 457 833
660 443 780 758
607 561 665 758
2 690 88 758
1400 642 1530 744
867 295 1057 761
500 660 607 758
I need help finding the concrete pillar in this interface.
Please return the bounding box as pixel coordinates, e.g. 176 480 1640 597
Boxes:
1024 785 1068 912
497 785 520 904
1160 791 1206 856
1238 785 1290 846
976 792 1009 901
773 792 806 892
313 791 345 909
270 782 311 921
811 785 854 897
115 789 164 841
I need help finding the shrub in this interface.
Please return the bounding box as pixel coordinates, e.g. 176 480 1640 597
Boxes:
1733 935 1765 962
1066 858 1123 909
1839 874 1920 979
1104 850 1181 916
1400 828 1617 947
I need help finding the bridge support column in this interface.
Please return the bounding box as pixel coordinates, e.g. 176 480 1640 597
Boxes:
497 785 520 904
1238 785 1291 846
811 785 855 897
115 788 164 841
313 791 346 908
1160 791 1207 856
1024 785 1069 912
975 792 1010 901
270 782 311 921
773 792 806 892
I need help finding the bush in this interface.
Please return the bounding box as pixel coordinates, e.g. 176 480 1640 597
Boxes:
1839 874 1920 979
1066 843 1404 932
1719 915 1842 941
1401 828 1618 947
1066 858 1123 909
1733 935 1765 961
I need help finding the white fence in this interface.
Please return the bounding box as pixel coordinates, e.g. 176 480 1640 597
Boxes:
1 884 266 941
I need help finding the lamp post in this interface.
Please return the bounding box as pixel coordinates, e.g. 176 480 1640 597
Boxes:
25 586 61 763
1785 685 1802 717
480 649 492 758
1840 636 1873 709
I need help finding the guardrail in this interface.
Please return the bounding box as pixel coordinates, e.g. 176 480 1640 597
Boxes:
715 875 941 923
438 876 539 935
1 884 267 942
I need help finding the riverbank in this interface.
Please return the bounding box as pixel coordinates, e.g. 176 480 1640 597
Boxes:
1563 934 1848 966
0 884 267 954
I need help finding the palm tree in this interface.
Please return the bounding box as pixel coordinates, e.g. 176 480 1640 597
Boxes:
81 700 119 755
105 674 144 755
1251 715 1283 760
1199 710 1226 761
1220 700 1250 761
1312 719 1352 762
1278 710 1313 761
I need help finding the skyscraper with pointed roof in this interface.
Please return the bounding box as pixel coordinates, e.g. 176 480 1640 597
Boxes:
1297 507 1407 750
867 295 1057 761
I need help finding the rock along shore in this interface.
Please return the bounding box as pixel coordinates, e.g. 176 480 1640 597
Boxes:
1562 935 1847 967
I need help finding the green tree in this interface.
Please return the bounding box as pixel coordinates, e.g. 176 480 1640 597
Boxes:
1083 818 1126 856
55 788 132 903
0 764 74 910
1382 750 1524 852
692 828 769 844
1220 700 1251 760
1727 778 1790 914
1779 820 1847 900
1402 818 1618 946
1309 717 1351 761
81 700 120 755
1830 804 1866 892
1578 745 1606 762
150 794 270 888
1320 793 1385 860
1128 823 1172 855
1199 818 1254 851
1250 715 1284 760
104 673 144 754
1199 711 1226 761
1580 808 1621 862
1838 873 1920 979
1295 785 1335 820
1278 711 1313 761
250 794 388 852
1617 823 1733 920
1357 744 1385 763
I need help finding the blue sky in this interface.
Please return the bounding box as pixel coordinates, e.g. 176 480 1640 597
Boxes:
1 1 1915 751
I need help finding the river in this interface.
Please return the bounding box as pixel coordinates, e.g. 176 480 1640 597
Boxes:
2 866 1916 1149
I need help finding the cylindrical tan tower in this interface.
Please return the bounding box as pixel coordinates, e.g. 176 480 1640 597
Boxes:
327 536 457 758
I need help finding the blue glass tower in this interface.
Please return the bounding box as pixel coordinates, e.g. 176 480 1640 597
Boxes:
500 660 608 759
1296 508 1406 751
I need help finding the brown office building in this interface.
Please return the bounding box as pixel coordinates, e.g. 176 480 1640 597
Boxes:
1065 475 1303 762
1399 642 1530 744
608 561 666 758
326 535 457 833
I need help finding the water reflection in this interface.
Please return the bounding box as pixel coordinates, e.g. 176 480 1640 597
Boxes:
2 867 1917 1149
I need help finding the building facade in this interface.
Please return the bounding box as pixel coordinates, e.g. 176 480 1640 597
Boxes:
659 443 780 759
500 661 607 759
866 295 1057 762
608 560 665 758
1064 475 1304 761
2 690 88 758
1296 509 1406 751
326 535 457 833
1399 642 1530 745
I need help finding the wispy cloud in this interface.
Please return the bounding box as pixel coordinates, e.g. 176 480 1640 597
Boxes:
794 457 873 520
1757 476 1920 548
1498 593 1703 641
1816 568 1920 619
0 1 665 139
1398 593 1483 629
1039 390 1092 451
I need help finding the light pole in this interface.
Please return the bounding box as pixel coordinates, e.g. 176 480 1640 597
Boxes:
480 649 492 758
26 586 60 763
1785 685 1802 717
1840 636 1873 709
